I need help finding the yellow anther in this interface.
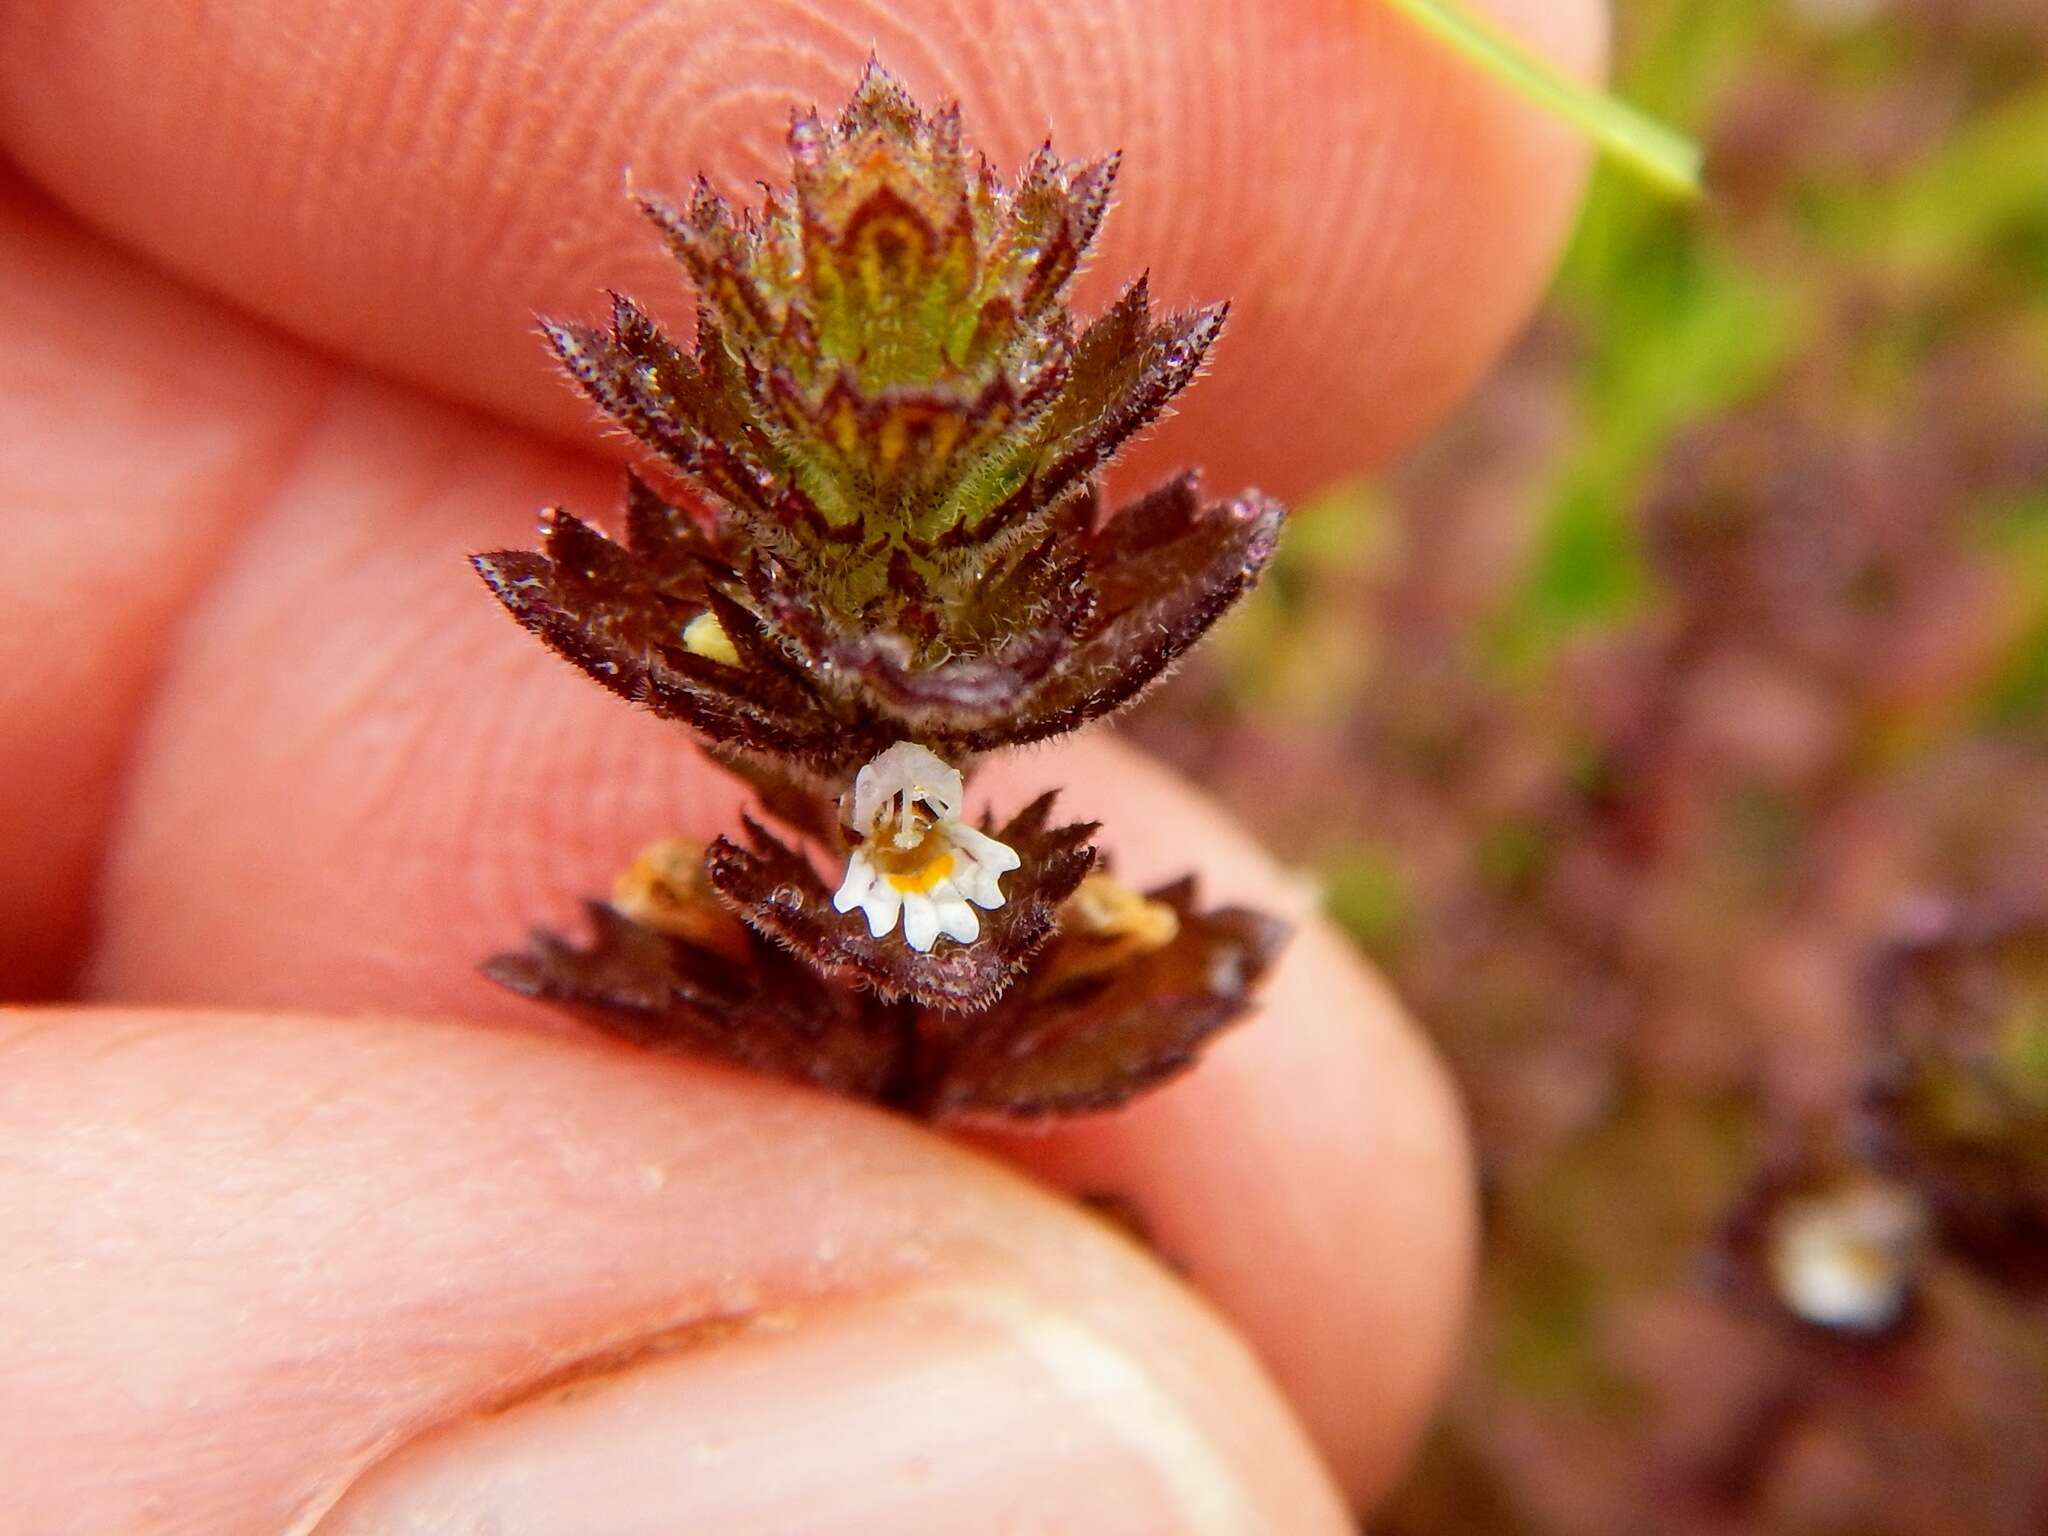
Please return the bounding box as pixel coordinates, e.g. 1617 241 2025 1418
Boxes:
683 610 741 667
1066 874 1181 952
610 838 747 955
1043 874 1183 985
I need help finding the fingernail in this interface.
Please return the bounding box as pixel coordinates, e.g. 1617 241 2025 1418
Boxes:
316 1285 1313 1534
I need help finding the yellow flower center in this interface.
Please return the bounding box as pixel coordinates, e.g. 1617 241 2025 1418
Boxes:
869 812 958 894
882 850 956 894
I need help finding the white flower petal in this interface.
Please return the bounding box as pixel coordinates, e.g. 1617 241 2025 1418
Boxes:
952 824 1022 874
831 850 879 914
935 897 980 944
858 883 903 939
902 894 942 952
950 845 1014 908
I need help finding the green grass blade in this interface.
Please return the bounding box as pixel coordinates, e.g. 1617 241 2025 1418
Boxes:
1380 0 1704 199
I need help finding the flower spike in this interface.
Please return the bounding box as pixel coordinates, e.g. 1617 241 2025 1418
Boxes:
472 63 1291 1118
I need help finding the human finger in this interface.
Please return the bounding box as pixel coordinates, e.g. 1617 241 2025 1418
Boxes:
0 171 334 993
0 0 1604 498
0 1006 1353 1533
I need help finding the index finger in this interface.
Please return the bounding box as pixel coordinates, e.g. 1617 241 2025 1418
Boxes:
0 0 1603 498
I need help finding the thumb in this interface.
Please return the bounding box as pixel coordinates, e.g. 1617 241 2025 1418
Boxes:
0 1007 1354 1534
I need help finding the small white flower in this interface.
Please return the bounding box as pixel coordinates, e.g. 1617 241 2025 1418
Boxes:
831 741 1021 952
1767 1180 1928 1333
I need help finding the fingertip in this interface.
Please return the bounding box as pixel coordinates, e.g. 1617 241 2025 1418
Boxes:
0 0 1606 495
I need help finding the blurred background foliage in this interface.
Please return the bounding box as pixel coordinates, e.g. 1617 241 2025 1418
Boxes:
1124 1 2048 1528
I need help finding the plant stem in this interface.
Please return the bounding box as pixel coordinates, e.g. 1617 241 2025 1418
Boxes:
1380 0 1704 199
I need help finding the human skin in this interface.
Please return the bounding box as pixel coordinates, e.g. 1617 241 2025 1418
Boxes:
0 1 1602 1530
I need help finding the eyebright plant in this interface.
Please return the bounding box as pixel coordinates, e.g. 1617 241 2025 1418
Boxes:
473 62 1289 1118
